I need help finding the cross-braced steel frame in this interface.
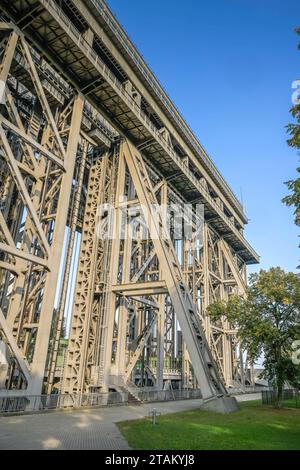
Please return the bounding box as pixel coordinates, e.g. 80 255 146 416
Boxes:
0 0 259 407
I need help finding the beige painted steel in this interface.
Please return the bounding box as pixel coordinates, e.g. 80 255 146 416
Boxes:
0 2 257 403
122 141 226 399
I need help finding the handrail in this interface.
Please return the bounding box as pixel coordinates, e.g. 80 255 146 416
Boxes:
0 389 202 413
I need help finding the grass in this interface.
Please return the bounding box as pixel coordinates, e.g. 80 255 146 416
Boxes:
280 398 300 409
117 400 300 450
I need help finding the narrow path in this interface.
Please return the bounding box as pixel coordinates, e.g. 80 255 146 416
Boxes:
0 393 260 450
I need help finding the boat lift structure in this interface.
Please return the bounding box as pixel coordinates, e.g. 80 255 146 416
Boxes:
0 0 259 411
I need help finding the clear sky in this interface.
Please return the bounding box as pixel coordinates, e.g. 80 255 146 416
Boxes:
106 0 300 275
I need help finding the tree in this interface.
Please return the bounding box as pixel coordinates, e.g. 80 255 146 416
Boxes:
282 28 300 225
207 267 300 408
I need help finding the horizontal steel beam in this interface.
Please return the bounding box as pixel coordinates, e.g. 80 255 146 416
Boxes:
111 280 168 296
0 242 50 269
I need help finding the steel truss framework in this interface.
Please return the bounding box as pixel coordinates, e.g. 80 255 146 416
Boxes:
0 0 259 404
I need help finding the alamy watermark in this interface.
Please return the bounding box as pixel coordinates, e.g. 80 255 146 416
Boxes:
292 340 300 365
95 198 204 246
291 80 300 105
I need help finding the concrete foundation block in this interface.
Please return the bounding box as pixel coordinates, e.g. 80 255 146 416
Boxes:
200 395 239 413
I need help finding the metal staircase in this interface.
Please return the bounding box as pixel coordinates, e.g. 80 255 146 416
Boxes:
29 113 40 140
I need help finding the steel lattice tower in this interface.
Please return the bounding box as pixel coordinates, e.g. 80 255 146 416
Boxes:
0 0 259 410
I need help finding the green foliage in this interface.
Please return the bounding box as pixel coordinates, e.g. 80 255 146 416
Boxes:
283 28 300 226
207 268 300 406
282 175 300 226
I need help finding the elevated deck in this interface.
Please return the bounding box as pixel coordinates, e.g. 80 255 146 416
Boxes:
0 0 259 264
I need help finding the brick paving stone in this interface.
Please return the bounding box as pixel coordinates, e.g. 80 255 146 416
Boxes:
0 394 259 450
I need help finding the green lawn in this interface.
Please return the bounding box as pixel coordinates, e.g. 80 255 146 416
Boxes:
281 398 300 409
117 400 300 450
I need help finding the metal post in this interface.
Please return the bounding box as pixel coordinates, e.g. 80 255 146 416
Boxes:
29 95 84 397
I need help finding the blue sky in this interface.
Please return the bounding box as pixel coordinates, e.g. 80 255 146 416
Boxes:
107 0 300 274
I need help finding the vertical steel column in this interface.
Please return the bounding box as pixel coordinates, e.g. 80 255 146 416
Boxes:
203 223 211 343
28 95 84 397
46 140 88 394
101 148 126 389
156 182 167 390
115 219 132 377
218 239 232 386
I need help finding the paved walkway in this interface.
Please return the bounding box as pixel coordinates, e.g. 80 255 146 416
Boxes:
0 394 260 450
